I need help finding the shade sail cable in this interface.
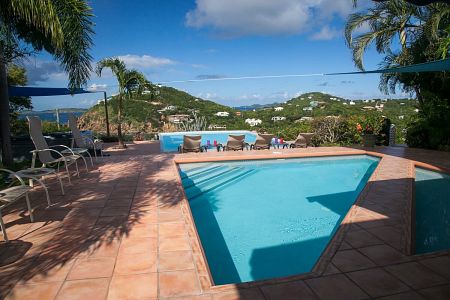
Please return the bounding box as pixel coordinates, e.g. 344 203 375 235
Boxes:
158 58 450 84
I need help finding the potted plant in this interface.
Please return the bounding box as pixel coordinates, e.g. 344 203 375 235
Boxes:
356 115 383 147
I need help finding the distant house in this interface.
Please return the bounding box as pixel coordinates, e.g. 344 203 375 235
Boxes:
167 114 189 124
398 115 405 120
271 116 286 122
303 107 313 111
245 118 262 127
274 106 284 111
235 111 242 116
158 105 176 113
295 116 313 122
414 109 420 113
349 101 356 105
362 106 375 110
208 124 227 130
310 101 319 107
308 96 313 99
343 102 348 105
214 111 229 117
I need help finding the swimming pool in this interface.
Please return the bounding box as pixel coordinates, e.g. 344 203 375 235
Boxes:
415 167 450 254
159 130 257 152
178 155 379 284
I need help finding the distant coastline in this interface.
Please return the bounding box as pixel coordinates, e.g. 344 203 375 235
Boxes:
19 108 87 123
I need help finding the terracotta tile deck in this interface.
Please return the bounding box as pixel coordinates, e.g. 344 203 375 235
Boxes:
1 141 450 299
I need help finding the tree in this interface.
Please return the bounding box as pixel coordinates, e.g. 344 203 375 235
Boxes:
96 58 149 148
346 1 450 149
0 0 94 166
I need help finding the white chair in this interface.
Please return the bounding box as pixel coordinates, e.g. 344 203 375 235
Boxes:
0 169 34 242
27 116 85 184
68 114 103 159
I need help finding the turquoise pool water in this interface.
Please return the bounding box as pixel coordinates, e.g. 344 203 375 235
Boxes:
415 168 450 254
179 155 379 284
159 130 257 152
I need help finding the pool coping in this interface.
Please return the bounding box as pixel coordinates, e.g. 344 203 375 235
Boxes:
172 149 450 294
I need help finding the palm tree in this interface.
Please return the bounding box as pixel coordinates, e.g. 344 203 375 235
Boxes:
345 0 421 71
96 58 149 149
0 0 94 166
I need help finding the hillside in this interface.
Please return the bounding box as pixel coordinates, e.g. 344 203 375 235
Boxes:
80 85 418 141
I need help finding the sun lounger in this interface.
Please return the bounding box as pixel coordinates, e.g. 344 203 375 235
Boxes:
0 169 34 242
251 134 274 150
68 114 103 158
290 133 314 148
221 134 246 151
179 135 203 153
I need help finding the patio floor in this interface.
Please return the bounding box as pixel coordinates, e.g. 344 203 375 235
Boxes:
1 141 450 300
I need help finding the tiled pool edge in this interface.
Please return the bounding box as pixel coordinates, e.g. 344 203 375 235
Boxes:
173 150 387 293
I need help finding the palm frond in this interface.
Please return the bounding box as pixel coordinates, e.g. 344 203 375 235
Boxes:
0 0 64 48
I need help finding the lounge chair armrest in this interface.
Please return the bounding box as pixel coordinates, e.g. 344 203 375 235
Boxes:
31 148 69 161
0 169 27 186
49 144 75 155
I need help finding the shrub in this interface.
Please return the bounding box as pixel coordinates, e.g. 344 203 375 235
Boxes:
41 121 70 134
311 117 351 145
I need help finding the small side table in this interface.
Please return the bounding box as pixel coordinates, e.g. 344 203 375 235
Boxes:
15 168 65 207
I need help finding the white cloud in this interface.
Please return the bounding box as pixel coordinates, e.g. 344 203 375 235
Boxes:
310 26 341 40
23 60 66 84
185 0 362 37
117 54 176 69
88 83 108 91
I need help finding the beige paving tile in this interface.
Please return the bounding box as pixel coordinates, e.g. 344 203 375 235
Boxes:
158 270 201 298
346 268 410 298
108 273 158 300
56 278 109 300
5 281 63 300
67 257 115 280
385 262 448 289
261 280 319 300
158 250 195 271
114 252 157 275
305 274 368 300
332 249 376 272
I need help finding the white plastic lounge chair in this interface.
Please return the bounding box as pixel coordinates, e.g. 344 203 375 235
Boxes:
68 114 103 159
27 116 85 184
0 169 34 242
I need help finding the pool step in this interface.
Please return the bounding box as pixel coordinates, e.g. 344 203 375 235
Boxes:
185 168 256 200
179 164 220 179
182 166 240 188
180 165 226 181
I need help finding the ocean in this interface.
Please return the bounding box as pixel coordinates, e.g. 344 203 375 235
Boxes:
19 111 84 124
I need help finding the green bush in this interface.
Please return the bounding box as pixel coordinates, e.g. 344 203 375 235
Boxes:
41 121 70 134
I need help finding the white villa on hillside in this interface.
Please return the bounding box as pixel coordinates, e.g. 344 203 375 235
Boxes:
303 107 313 111
167 114 189 124
245 118 262 127
158 105 176 113
274 107 284 111
214 111 230 117
271 116 286 122
349 101 356 105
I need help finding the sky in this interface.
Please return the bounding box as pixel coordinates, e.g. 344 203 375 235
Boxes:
21 0 409 110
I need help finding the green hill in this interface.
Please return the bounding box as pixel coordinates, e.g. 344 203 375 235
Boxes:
80 85 418 142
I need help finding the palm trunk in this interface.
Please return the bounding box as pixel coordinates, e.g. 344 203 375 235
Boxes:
0 48 13 167
117 92 125 148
